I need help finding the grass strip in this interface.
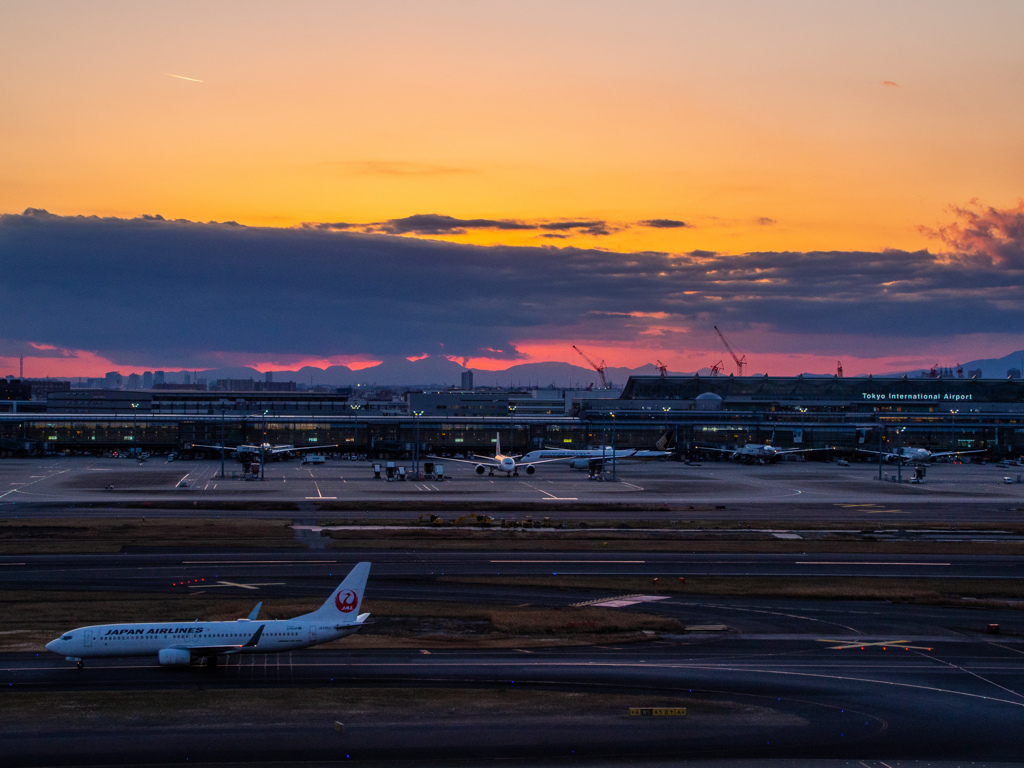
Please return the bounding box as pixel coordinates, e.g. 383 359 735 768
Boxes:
0 518 300 553
0 688 767 734
0 591 681 652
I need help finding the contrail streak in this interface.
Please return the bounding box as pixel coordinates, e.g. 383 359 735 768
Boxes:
166 73 203 83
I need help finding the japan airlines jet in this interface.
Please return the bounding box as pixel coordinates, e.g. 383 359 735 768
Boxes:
46 562 371 668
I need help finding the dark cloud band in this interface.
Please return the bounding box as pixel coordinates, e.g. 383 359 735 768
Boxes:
3 203 1023 368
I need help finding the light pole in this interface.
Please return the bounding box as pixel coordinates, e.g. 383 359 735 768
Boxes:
131 403 138 456
878 421 884 481
351 404 361 457
508 405 517 453
218 407 226 478
610 412 617 481
260 409 269 480
950 409 959 453
601 413 608 477
896 426 905 483
411 410 424 478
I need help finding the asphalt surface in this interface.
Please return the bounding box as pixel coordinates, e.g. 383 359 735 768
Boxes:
3 456 1024 764
2 456 1024 523
4 549 1024 596
6 635 1024 763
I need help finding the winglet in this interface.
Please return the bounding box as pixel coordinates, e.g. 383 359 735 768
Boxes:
244 624 265 648
248 601 262 620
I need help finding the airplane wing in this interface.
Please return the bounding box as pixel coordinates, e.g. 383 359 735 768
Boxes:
268 444 338 455
927 449 987 458
428 455 498 467
191 443 238 453
180 624 265 659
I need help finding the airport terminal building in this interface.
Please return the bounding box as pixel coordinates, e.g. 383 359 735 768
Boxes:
3 375 1024 459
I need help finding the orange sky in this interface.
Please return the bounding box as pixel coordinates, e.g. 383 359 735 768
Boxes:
2 1 1022 379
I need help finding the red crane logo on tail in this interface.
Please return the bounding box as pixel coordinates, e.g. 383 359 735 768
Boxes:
335 589 358 613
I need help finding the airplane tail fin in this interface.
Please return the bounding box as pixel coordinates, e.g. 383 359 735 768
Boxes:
655 430 676 452
495 433 501 456
294 562 371 624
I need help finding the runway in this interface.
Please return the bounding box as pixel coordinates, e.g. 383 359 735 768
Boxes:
4 549 1024 595
5 635 1024 763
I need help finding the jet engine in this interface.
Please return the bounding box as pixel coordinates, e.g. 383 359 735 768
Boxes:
475 464 487 475
523 464 536 475
157 648 192 666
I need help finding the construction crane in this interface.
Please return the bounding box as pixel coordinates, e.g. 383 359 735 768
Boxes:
573 345 608 388
656 360 668 377
709 360 724 376
713 326 746 376
837 361 843 378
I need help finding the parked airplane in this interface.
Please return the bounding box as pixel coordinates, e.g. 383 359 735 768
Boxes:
191 442 337 461
521 432 675 470
432 434 572 476
699 442 820 464
46 562 371 668
856 447 987 464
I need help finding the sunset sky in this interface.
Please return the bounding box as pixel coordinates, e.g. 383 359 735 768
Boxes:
2 1 1023 379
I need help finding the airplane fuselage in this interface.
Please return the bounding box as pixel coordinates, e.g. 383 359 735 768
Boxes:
47 561 372 667
47 617 363 662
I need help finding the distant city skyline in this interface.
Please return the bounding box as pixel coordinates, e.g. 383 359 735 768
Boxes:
2 2 1022 379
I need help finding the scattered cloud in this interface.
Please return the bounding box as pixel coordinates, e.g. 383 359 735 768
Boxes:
3 203 1024 370
882 80 899 87
755 217 777 226
920 199 1024 268
367 214 534 236
640 219 688 229
538 220 613 236
302 214 614 237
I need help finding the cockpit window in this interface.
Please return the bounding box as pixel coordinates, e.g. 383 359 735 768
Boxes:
61 634 72 640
